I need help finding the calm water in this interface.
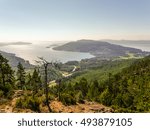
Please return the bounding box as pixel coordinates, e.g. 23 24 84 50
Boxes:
0 42 94 65
107 41 150 52
117 43 150 52
0 41 150 65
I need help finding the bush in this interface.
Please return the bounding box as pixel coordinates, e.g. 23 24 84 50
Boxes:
16 96 41 112
6 90 15 99
0 90 4 98
60 93 76 105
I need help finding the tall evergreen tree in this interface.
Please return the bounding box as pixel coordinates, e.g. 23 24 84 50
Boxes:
16 62 26 90
75 78 89 97
31 68 42 96
26 73 32 88
87 80 99 101
0 53 15 96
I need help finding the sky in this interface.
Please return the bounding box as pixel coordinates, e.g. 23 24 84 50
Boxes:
0 0 150 42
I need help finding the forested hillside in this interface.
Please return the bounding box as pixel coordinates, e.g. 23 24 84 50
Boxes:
0 52 150 112
69 56 150 112
56 56 150 112
69 59 136 83
53 40 149 58
99 56 150 112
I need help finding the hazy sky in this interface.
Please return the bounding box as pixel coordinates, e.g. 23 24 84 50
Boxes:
0 0 150 41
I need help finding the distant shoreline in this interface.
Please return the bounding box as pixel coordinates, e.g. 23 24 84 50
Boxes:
0 42 32 47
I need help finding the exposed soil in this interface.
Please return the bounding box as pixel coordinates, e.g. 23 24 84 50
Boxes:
50 100 113 113
0 90 113 113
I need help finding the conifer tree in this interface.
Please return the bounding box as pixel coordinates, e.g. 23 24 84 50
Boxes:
87 80 99 101
16 62 26 90
26 73 32 88
0 53 15 95
31 68 42 96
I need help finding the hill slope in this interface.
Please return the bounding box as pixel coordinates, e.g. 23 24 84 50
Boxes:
0 50 34 69
62 56 150 112
100 56 150 112
69 59 136 84
53 40 148 58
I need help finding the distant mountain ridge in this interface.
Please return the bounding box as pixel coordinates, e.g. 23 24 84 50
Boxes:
53 40 149 58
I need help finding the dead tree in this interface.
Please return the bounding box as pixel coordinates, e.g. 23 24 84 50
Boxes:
36 57 61 112
36 57 53 112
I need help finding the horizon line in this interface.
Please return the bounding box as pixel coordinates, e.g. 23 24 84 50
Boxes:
1 39 150 43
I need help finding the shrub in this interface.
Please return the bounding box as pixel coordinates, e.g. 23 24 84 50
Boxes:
60 93 76 105
16 96 41 112
0 90 4 98
6 90 15 99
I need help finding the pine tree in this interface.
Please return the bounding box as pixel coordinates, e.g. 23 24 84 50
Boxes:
16 62 26 90
79 78 88 97
87 80 99 101
26 73 32 90
31 68 42 96
0 53 15 96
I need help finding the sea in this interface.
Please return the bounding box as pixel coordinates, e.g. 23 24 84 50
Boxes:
0 41 94 65
0 41 150 65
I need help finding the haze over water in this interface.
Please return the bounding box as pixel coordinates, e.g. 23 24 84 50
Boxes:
0 41 94 65
0 41 150 65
